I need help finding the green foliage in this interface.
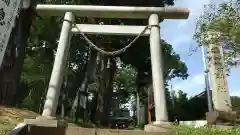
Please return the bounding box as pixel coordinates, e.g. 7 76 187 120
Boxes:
231 96 240 116
194 1 240 69
114 63 137 104
176 90 188 103
168 90 189 121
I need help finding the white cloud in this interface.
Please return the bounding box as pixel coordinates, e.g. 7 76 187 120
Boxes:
230 90 240 97
160 0 210 51
171 68 240 98
227 68 240 96
192 74 205 85
171 73 205 97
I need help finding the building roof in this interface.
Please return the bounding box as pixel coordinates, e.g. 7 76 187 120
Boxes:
190 90 212 100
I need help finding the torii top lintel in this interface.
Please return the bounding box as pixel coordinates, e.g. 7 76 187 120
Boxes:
36 5 189 19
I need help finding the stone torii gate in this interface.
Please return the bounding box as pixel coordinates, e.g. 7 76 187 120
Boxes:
23 4 189 133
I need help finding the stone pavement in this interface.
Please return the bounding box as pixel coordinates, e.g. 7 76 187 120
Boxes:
10 125 176 135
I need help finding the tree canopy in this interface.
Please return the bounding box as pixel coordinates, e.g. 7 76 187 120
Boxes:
194 1 240 70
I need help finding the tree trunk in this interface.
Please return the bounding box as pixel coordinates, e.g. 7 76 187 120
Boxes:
0 5 36 105
136 91 140 125
71 50 97 122
102 58 116 126
61 92 67 118
60 77 68 118
147 84 155 123
59 51 70 118
70 53 89 120
94 54 107 126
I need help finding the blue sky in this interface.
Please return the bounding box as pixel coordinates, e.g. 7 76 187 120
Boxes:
161 0 240 97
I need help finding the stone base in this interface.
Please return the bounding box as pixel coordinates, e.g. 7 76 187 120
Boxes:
144 121 174 134
215 125 234 129
24 116 68 127
13 126 177 135
206 110 237 126
179 120 207 128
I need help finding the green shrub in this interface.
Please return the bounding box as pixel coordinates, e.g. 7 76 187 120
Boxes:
172 126 240 135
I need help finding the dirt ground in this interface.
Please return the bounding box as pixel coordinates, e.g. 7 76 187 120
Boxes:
0 106 39 134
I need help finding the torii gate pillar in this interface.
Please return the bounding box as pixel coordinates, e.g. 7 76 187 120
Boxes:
42 12 74 118
148 14 168 123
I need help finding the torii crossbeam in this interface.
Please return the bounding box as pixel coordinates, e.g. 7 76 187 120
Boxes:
36 4 189 19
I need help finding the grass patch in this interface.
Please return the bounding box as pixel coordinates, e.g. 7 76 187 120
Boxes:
172 125 240 135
